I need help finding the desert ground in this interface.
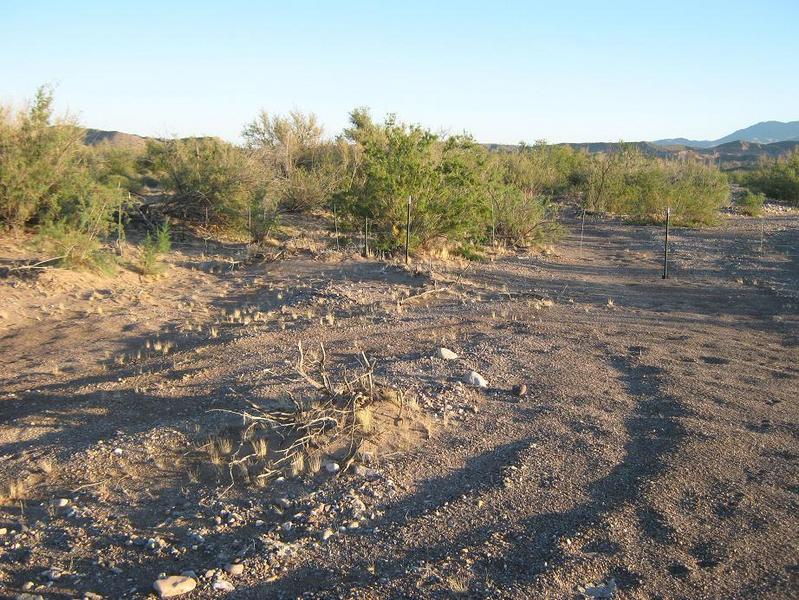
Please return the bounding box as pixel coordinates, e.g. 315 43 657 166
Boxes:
0 208 797 599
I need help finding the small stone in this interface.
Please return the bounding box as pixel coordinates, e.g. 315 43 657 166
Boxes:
224 563 244 576
512 383 528 397
0 527 7 535
321 528 335 541
213 580 235 592
15 594 44 600
437 347 458 360
324 462 340 473
282 521 293 531
22 582 34 591
153 575 196 598
52 498 69 508
464 371 488 388
83 593 103 600
113 448 124 456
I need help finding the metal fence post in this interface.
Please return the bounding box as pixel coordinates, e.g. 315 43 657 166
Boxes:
662 207 671 279
405 196 411 264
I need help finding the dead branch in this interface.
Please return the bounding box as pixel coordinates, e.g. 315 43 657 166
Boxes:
398 285 451 305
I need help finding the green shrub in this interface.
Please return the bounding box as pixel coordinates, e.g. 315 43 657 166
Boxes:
0 87 124 269
584 146 728 226
0 87 124 235
737 190 765 216
336 112 488 253
485 152 562 246
144 137 273 236
242 111 352 213
36 221 117 273
155 220 171 253
744 150 799 206
135 221 172 275
86 143 146 193
138 232 163 275
510 141 589 196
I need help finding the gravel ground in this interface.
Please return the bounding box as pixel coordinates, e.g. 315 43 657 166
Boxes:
0 210 797 599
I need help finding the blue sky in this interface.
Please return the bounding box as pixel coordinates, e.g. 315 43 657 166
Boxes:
1 0 796 144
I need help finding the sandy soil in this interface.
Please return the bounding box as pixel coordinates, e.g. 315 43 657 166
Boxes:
0 209 797 599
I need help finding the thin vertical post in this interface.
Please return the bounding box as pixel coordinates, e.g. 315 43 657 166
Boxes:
580 207 586 259
363 217 369 257
662 207 671 279
333 204 340 250
490 202 496 247
118 191 125 244
405 195 411 264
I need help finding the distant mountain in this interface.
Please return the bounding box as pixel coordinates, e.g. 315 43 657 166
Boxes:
83 128 149 151
653 120 799 149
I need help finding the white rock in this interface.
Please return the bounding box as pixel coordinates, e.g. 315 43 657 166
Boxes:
224 563 244 576
52 498 69 508
213 580 235 592
437 347 458 360
152 575 196 598
113 448 124 456
464 371 488 388
321 528 335 541
324 462 340 473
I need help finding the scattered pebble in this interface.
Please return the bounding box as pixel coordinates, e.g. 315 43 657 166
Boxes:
213 580 235 592
437 347 458 360
512 383 528 397
153 575 196 598
464 371 488 388
224 563 244 576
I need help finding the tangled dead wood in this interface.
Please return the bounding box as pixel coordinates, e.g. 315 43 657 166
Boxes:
207 342 405 494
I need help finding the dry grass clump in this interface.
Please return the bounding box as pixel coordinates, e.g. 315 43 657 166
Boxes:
0 473 42 504
446 574 471 595
192 342 426 491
